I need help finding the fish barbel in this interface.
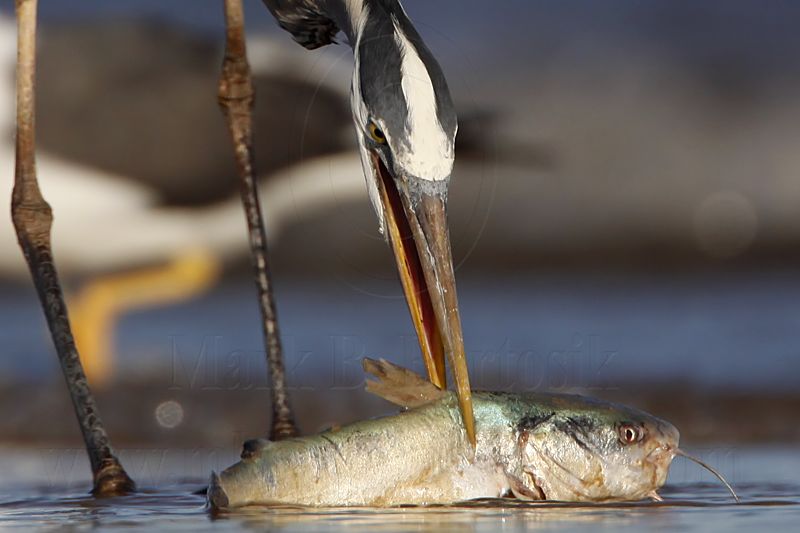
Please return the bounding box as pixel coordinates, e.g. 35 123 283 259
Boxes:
209 359 681 508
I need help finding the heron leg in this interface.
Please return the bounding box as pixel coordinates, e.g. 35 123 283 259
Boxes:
11 0 134 496
218 0 297 440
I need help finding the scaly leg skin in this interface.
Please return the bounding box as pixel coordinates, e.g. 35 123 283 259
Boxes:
218 0 297 440
11 0 134 496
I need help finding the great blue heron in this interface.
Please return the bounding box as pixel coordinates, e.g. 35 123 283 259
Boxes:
10 0 474 496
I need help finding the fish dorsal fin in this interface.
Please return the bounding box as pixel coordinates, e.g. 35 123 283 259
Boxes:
362 358 447 408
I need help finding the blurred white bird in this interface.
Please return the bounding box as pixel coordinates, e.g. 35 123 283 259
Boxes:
0 15 367 384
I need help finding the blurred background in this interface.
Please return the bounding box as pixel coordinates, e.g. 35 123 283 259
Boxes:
1 0 799 460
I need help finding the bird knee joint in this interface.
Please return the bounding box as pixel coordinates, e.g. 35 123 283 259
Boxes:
11 200 53 242
218 58 254 105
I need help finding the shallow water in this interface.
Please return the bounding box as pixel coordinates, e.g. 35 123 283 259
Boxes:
0 447 798 532
4 272 800 392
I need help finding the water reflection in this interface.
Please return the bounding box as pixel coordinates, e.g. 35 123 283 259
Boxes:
222 503 649 532
2 481 796 532
1 446 798 531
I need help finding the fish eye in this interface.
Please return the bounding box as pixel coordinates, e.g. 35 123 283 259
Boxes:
369 122 386 144
618 423 643 445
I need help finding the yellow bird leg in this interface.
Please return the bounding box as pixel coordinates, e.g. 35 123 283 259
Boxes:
69 249 221 387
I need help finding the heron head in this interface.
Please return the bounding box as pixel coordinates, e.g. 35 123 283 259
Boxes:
352 6 457 223
347 5 473 442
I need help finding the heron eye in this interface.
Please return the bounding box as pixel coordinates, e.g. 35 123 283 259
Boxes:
618 423 642 445
369 122 386 144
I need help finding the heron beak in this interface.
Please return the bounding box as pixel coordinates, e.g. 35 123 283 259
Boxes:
370 151 476 446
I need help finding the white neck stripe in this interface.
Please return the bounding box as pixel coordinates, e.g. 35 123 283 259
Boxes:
392 19 453 181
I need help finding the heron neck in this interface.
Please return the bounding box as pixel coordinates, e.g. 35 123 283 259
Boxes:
325 0 408 48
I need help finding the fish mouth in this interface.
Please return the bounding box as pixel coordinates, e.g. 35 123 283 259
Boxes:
647 444 676 462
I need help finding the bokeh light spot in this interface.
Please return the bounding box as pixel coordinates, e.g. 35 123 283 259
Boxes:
154 400 184 429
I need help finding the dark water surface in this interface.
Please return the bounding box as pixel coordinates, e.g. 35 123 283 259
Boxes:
2 272 799 392
0 447 798 532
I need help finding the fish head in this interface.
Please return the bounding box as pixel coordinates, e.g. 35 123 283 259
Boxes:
511 394 679 502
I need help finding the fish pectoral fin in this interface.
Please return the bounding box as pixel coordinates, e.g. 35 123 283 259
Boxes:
507 470 546 501
363 357 447 408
